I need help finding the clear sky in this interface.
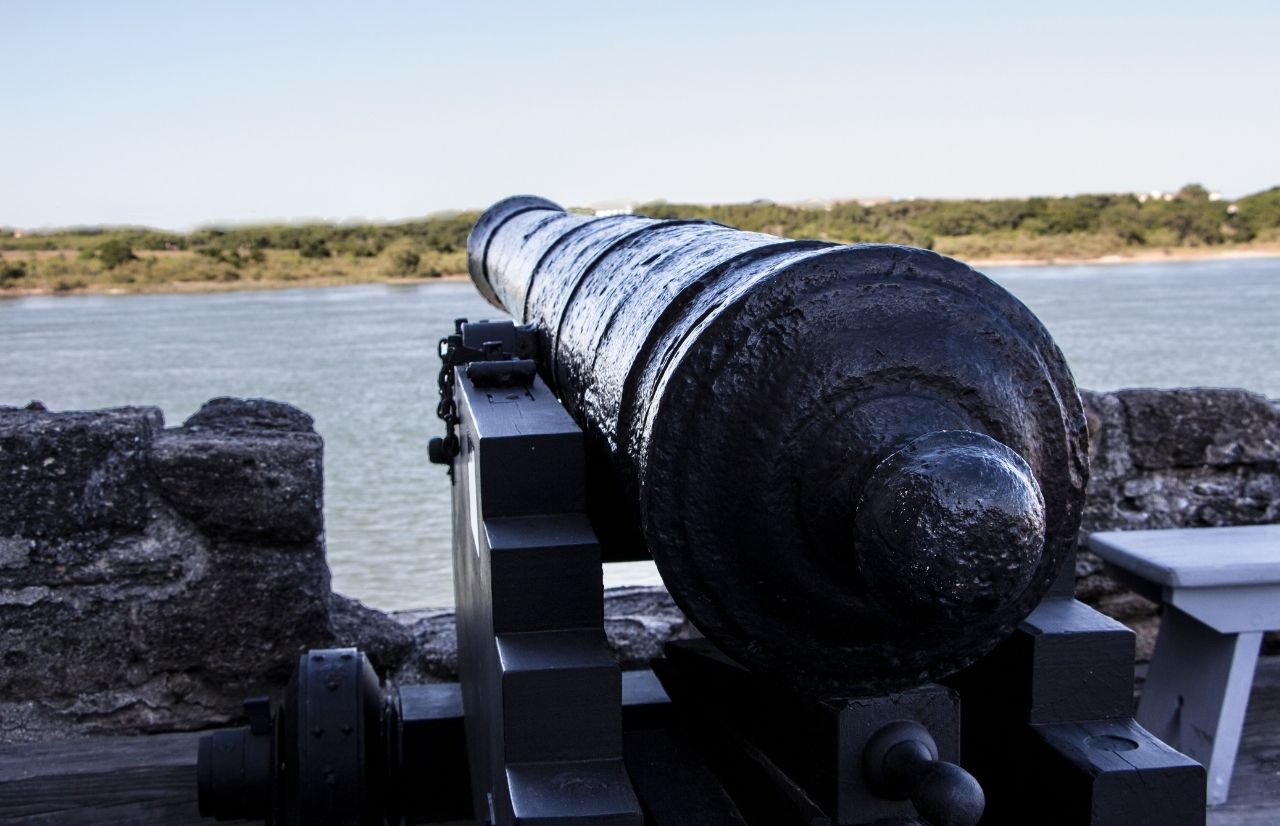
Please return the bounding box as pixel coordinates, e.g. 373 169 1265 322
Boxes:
2 1 1277 230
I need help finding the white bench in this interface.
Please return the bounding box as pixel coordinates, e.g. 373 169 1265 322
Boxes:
1087 524 1280 806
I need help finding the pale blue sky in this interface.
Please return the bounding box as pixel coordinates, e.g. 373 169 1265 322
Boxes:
2 1 1277 229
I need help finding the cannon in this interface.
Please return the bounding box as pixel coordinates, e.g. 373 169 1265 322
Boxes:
464 195 1085 692
198 197 1205 825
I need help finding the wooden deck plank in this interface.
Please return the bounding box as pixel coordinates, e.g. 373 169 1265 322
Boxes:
0 731 250 825
2 798 214 826
1209 658 1280 826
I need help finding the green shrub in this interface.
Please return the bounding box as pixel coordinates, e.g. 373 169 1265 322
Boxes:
391 248 420 276
0 260 26 286
196 246 246 267
1235 187 1280 241
94 238 138 269
52 277 86 292
299 239 331 259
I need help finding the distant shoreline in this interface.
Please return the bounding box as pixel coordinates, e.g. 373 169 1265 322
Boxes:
3 244 1279 299
0 273 472 299
971 244 1280 269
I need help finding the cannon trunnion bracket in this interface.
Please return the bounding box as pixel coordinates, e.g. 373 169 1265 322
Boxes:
445 319 641 824
197 194 1209 825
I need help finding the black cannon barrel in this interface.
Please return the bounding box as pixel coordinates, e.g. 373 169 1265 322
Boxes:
467 196 1088 692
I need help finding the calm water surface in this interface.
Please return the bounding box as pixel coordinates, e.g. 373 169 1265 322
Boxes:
2 258 1277 608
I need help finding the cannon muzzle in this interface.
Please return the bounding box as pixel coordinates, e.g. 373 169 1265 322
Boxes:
467 196 1087 691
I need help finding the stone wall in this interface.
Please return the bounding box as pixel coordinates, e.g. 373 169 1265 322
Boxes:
0 399 385 742
1080 388 1280 542
1 388 1276 741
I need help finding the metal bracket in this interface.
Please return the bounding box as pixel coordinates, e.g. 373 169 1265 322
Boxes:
430 318 539 469
450 359 643 825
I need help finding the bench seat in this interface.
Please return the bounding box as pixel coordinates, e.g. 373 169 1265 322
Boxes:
1088 524 1280 806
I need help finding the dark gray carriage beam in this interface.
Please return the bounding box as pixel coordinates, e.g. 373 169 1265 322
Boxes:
450 349 642 825
947 580 1205 825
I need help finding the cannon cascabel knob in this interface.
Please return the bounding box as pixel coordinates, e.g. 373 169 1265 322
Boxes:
853 430 1047 624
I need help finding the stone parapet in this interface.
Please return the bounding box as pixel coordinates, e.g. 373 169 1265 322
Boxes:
0 399 330 742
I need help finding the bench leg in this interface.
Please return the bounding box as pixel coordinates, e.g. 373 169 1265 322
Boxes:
1136 605 1261 806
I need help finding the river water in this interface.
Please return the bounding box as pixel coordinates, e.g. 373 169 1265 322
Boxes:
2 257 1278 609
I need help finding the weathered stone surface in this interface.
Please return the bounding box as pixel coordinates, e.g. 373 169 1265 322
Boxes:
0 406 160 541
1081 389 1280 532
601 585 697 669
328 593 415 674
0 399 332 743
389 608 457 685
148 397 323 544
183 397 316 434
384 586 697 685
1077 388 1280 657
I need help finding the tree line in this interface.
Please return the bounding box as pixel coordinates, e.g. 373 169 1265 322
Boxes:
2 185 1278 292
639 184 1280 252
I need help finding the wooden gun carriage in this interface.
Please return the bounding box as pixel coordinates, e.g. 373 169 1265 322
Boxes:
197 197 1205 825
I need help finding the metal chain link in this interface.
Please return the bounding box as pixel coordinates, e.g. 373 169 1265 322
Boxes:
430 320 469 476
